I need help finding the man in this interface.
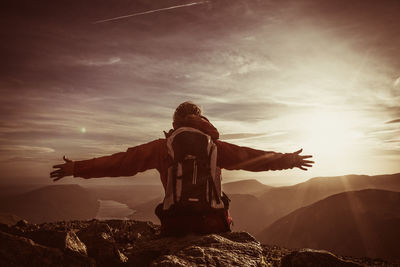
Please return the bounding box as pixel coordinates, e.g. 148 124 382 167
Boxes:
51 101 313 234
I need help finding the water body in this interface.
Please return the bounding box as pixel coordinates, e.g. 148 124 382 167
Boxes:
95 200 135 220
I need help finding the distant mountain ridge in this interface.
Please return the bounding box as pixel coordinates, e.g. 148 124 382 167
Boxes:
222 179 272 195
258 173 400 227
258 189 400 260
1 173 399 237
0 184 99 223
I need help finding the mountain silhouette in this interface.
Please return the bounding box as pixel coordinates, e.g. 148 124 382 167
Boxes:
0 185 99 223
129 197 163 223
126 180 272 231
258 189 400 260
222 179 272 195
0 213 22 226
258 173 400 227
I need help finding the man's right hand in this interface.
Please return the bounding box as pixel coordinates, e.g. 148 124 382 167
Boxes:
50 156 75 182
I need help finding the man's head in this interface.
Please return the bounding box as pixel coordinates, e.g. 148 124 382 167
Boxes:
173 101 202 129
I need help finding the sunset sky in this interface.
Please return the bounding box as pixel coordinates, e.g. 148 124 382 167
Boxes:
1 0 399 185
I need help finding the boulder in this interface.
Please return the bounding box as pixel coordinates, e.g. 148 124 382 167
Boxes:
26 229 87 256
15 219 29 228
128 231 264 266
0 219 392 266
77 221 128 266
0 230 94 267
281 249 361 267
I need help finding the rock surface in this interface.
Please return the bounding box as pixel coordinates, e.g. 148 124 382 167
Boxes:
128 231 263 266
0 230 94 267
281 249 361 267
0 219 395 266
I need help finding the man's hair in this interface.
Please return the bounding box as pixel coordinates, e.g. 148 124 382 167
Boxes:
173 101 202 123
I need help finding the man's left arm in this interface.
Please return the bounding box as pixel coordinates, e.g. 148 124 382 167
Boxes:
216 140 314 171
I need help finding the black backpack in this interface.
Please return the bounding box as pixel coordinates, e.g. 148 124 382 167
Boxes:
162 127 226 211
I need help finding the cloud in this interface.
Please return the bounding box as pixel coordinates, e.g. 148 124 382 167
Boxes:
220 132 287 141
220 133 267 140
1 0 400 182
394 77 400 88
0 156 51 163
77 57 121 66
206 101 289 122
386 119 400 124
0 145 55 153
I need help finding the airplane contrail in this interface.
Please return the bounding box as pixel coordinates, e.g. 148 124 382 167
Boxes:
93 1 209 24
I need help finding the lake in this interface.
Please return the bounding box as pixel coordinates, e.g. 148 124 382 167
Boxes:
95 199 135 220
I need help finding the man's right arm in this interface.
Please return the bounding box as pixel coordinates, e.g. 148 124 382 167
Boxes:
74 139 166 178
51 139 166 181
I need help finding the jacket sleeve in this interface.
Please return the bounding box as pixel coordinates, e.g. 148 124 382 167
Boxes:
216 140 296 171
73 139 166 179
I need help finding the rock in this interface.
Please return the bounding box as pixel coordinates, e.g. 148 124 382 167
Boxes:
15 220 29 228
65 230 88 256
77 221 128 266
281 249 362 267
128 231 265 266
0 219 393 266
25 229 87 256
0 230 94 267
103 219 160 243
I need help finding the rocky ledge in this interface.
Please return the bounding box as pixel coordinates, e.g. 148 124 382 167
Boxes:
0 219 393 267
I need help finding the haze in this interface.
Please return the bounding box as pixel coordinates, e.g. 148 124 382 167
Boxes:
1 0 399 185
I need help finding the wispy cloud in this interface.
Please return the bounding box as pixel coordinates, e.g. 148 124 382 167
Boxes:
77 57 121 66
394 77 400 88
0 145 55 153
386 119 400 124
220 133 267 140
1 0 400 183
0 156 51 164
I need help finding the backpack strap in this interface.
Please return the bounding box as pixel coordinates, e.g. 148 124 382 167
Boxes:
172 162 178 204
208 145 221 205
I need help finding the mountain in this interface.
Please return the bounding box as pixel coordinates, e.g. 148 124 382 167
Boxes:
258 189 400 260
129 197 163 223
228 194 268 234
224 174 400 236
126 192 269 234
0 213 22 226
0 185 99 223
258 173 400 227
90 174 400 237
0 185 43 198
126 180 272 232
222 179 272 195
0 219 389 266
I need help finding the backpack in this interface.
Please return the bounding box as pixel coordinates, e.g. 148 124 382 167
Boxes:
162 127 226 211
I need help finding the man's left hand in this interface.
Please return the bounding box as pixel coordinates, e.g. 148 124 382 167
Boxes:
292 149 314 171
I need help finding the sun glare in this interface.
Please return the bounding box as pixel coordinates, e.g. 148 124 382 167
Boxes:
299 110 364 172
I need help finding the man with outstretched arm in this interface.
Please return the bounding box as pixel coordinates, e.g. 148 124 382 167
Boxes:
51 102 314 234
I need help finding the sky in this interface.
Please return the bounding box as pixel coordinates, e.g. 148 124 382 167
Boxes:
1 0 399 186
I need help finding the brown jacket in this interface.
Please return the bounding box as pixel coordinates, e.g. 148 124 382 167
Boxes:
74 116 297 190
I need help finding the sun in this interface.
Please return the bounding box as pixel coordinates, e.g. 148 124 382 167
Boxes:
297 110 364 172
